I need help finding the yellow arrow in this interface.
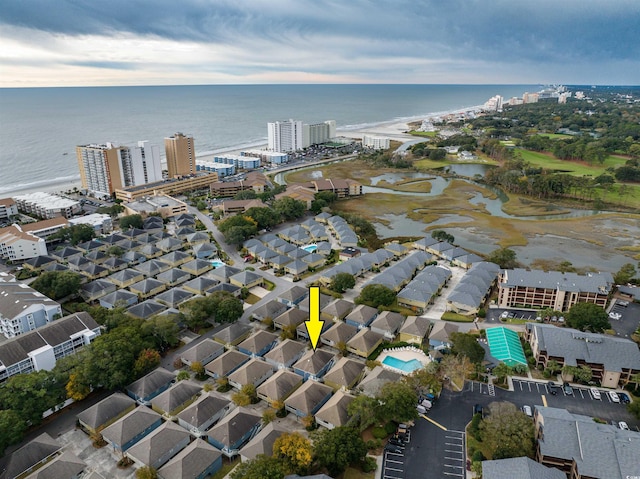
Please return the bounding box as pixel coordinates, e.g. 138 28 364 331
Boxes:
304 286 325 351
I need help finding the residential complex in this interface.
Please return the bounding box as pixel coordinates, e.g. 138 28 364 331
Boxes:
0 198 18 220
12 192 80 219
525 323 640 388
362 135 390 150
241 150 289 165
267 119 336 152
0 312 100 382
123 194 188 218
114 172 218 201
0 272 62 339
498 269 613 312
165 132 196 178
534 406 640 479
76 141 162 196
0 217 69 261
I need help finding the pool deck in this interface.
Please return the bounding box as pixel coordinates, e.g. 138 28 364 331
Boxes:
378 347 430 375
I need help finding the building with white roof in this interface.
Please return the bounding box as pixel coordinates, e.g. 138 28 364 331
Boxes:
362 135 390 150
68 213 113 234
13 192 80 219
241 150 289 165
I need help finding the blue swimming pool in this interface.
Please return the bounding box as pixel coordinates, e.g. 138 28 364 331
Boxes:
301 244 317 253
382 356 423 374
211 259 225 268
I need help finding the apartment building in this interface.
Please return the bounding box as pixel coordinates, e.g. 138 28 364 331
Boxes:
165 132 195 178
362 135 390 150
498 269 613 312
0 273 62 339
13 192 80 219
114 172 218 201
209 172 268 197
0 312 100 381
241 150 289 165
268 119 305 152
0 198 18 220
525 323 640 388
124 194 188 218
76 141 162 196
0 224 48 260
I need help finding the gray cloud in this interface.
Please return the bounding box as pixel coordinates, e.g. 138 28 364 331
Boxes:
1 0 639 84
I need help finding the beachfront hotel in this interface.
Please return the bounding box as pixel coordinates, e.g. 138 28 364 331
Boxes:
267 119 336 152
76 141 162 196
164 132 196 178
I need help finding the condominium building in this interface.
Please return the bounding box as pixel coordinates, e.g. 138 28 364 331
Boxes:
165 132 196 178
76 141 162 196
0 198 18 220
0 273 62 339
0 311 100 381
362 135 390 150
114 172 218 201
241 150 289 165
199 155 261 171
124 194 188 218
268 120 305 152
21 217 69 240
13 192 80 219
0 224 48 260
498 269 613 312
305 121 336 146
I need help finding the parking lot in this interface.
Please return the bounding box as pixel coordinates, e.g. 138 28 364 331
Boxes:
381 429 411 479
402 377 640 478
608 299 640 339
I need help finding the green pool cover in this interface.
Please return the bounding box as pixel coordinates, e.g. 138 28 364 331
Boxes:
486 327 527 367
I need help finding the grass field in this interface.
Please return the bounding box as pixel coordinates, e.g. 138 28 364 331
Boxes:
408 130 438 137
518 150 628 176
535 133 574 139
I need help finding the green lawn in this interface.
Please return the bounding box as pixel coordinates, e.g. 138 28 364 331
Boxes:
535 133 574 139
408 130 438 137
518 150 627 176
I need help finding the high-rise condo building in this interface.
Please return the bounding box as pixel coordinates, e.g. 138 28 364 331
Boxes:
76 141 163 196
267 120 305 152
165 132 196 178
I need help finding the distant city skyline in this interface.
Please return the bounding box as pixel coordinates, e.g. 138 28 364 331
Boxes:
1 0 639 88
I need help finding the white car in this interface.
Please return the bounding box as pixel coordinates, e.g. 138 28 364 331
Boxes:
609 312 622 320
522 405 533 417
619 421 629 430
500 311 509 319
590 387 601 400
608 391 620 403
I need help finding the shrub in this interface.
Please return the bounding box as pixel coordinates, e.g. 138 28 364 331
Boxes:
372 426 387 439
477 308 486 318
472 450 485 462
384 421 397 435
361 456 378 473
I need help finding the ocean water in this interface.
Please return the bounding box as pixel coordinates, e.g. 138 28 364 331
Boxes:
0 84 534 195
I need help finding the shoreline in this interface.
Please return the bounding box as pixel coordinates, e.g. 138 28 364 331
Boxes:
0 103 486 198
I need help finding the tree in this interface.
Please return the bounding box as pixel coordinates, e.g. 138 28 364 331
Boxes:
65 371 91 401
230 455 285 479
30 270 82 300
492 362 512 385
356 284 396 308
565 302 610 333
214 293 244 324
439 354 474 391
273 432 313 474
48 224 96 245
614 263 637 285
107 245 125 257
450 332 485 364
120 214 144 230
218 215 258 245
82 325 145 390
196 200 208 211
347 394 380 431
190 361 205 379
0 409 28 455
479 402 535 459
330 272 355 293
135 466 158 479
312 426 368 477
134 349 161 376
245 207 281 230
0 370 66 426
273 197 306 220
431 229 455 244
140 315 180 352
378 381 418 423
486 247 518 268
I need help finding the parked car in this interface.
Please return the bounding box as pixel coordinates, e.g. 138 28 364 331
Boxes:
500 311 509 319
590 387 601 400
618 392 631 404
522 405 533 417
547 381 558 395
385 443 403 454
619 421 630 430
389 437 405 447
473 404 484 416
609 312 622 320
562 382 574 395
608 391 620 403
617 300 629 307
416 405 427 414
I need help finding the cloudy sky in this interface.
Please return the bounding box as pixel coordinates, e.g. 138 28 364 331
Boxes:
1 0 639 87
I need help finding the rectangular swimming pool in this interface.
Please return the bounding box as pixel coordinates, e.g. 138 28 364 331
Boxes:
382 355 423 374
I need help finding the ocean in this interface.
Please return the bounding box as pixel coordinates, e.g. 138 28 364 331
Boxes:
0 84 534 195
